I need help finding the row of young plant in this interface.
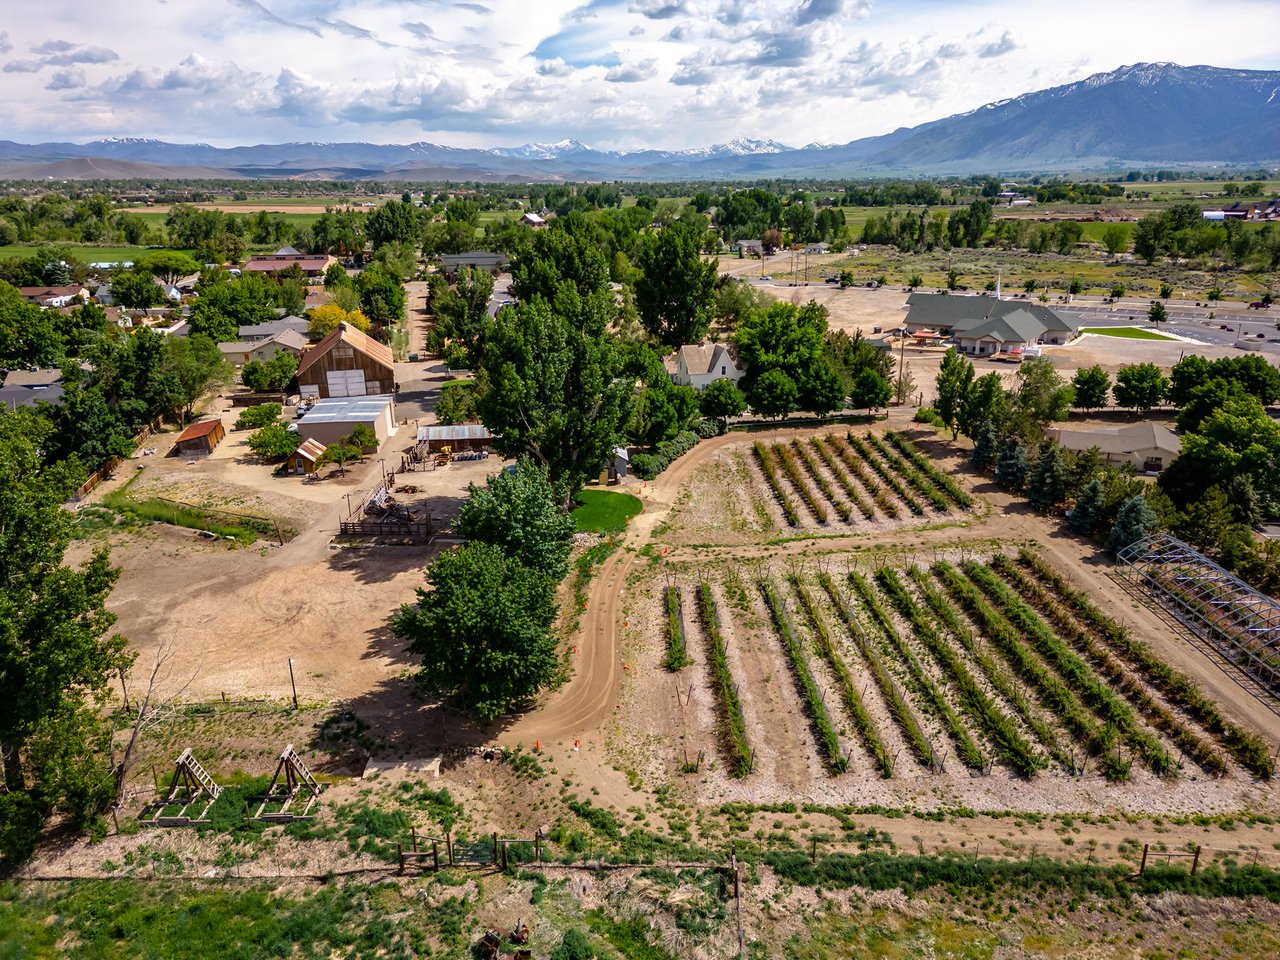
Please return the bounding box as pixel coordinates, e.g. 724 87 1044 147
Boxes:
789 440 852 522
884 431 974 509
771 443 829 523
808 438 875 520
964 562 1177 777
790 577 893 777
1017 549 1274 778
663 586 691 671
908 566 1074 771
848 571 987 771
989 555 1227 777
823 436 901 518
845 433 925 515
934 561 1129 780
817 571 934 768
752 441 800 526
760 580 849 774
695 583 753 778
875 568 1044 777
863 432 954 513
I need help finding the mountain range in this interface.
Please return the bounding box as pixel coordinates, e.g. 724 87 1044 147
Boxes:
0 63 1275 182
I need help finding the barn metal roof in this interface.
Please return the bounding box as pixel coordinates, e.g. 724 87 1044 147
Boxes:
298 394 395 424
416 423 493 442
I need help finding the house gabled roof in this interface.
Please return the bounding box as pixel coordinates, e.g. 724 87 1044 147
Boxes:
1053 422 1181 457
3 368 63 388
267 328 309 350
296 322 394 378
293 437 327 462
676 343 737 376
905 292 1077 335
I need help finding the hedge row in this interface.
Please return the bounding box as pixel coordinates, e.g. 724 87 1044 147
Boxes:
631 429 701 480
663 586 690 671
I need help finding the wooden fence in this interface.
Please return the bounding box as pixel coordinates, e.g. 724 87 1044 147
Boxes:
70 423 155 503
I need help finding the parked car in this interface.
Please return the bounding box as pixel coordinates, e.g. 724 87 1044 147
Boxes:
1249 301 1271 309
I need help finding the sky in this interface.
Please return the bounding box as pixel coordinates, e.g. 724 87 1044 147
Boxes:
0 0 1276 151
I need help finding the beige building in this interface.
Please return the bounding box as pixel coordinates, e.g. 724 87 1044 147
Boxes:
1049 422 1181 473
294 394 397 447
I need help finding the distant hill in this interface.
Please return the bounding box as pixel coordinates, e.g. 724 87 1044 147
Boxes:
0 63 1275 180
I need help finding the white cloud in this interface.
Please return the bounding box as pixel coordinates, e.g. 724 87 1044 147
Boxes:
0 0 1272 150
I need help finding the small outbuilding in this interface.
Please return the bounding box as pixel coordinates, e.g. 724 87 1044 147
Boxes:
283 437 326 475
416 423 494 453
173 418 226 457
296 394 396 447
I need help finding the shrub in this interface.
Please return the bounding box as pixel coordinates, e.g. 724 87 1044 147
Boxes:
435 380 478 425
631 430 700 480
235 403 281 430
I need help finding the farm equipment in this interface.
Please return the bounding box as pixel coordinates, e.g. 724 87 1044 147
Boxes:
453 449 489 462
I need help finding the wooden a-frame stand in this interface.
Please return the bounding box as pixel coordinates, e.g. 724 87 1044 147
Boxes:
140 748 221 825
254 744 322 821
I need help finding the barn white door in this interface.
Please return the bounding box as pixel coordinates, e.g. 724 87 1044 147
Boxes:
326 370 365 397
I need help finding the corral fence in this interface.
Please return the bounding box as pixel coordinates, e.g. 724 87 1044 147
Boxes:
398 830 539 873
337 462 434 542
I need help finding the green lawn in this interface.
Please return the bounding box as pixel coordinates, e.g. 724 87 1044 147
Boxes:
0 244 159 262
1082 326 1177 341
571 489 642 533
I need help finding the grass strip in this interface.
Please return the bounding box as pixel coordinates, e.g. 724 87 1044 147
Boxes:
963 562 1175 778
753 441 800 526
810 437 875 519
909 566 1073 771
760 580 849 774
772 442 828 523
849 571 987 771
818 571 933 769
864 432 951 512
1018 549 1274 779
877 567 1042 777
846 432 924 515
790 439 851 522
791 576 893 777
663 586 691 671
829 435 900 518
884 431 974 508
991 555 1224 777
696 583 753 778
935 561 1119 778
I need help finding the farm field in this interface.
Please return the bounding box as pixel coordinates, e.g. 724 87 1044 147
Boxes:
610 426 1280 819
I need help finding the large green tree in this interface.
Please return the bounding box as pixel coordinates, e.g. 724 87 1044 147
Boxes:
1112 362 1168 412
456 459 575 581
433 267 495 363
477 292 632 505
634 219 718 348
0 280 66 369
1071 365 1112 412
934 348 975 440
735 300 840 415
393 542 559 724
162 334 232 422
0 410 130 860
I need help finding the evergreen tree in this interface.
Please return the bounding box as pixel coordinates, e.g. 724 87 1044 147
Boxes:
1027 441 1069 509
971 419 999 470
1069 478 1106 535
1106 495 1159 554
995 438 1029 491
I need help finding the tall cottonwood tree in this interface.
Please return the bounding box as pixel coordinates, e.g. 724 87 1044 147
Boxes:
0 410 131 860
634 218 718 347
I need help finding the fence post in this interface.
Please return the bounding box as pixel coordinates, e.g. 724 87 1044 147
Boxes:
446 832 454 865
432 840 440 872
534 833 541 863
397 842 404 874
501 841 508 872
1139 843 1149 875
492 831 499 865
1191 845 1201 876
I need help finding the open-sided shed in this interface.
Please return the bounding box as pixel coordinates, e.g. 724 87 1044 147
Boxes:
173 419 225 457
417 423 494 453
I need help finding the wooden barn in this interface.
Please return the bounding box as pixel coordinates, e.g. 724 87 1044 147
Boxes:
283 437 326 475
416 423 494 453
173 419 225 457
295 322 395 400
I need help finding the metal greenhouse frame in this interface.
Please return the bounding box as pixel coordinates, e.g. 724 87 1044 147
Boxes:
1117 534 1280 696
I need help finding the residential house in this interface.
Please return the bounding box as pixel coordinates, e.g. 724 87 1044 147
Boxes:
17 285 89 307
239 316 310 342
440 251 508 274
664 343 744 390
0 368 65 410
1048 422 1181 473
735 239 764 257
902 293 1080 358
803 242 830 255
295 321 395 399
520 212 547 228
243 246 337 279
218 329 309 366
